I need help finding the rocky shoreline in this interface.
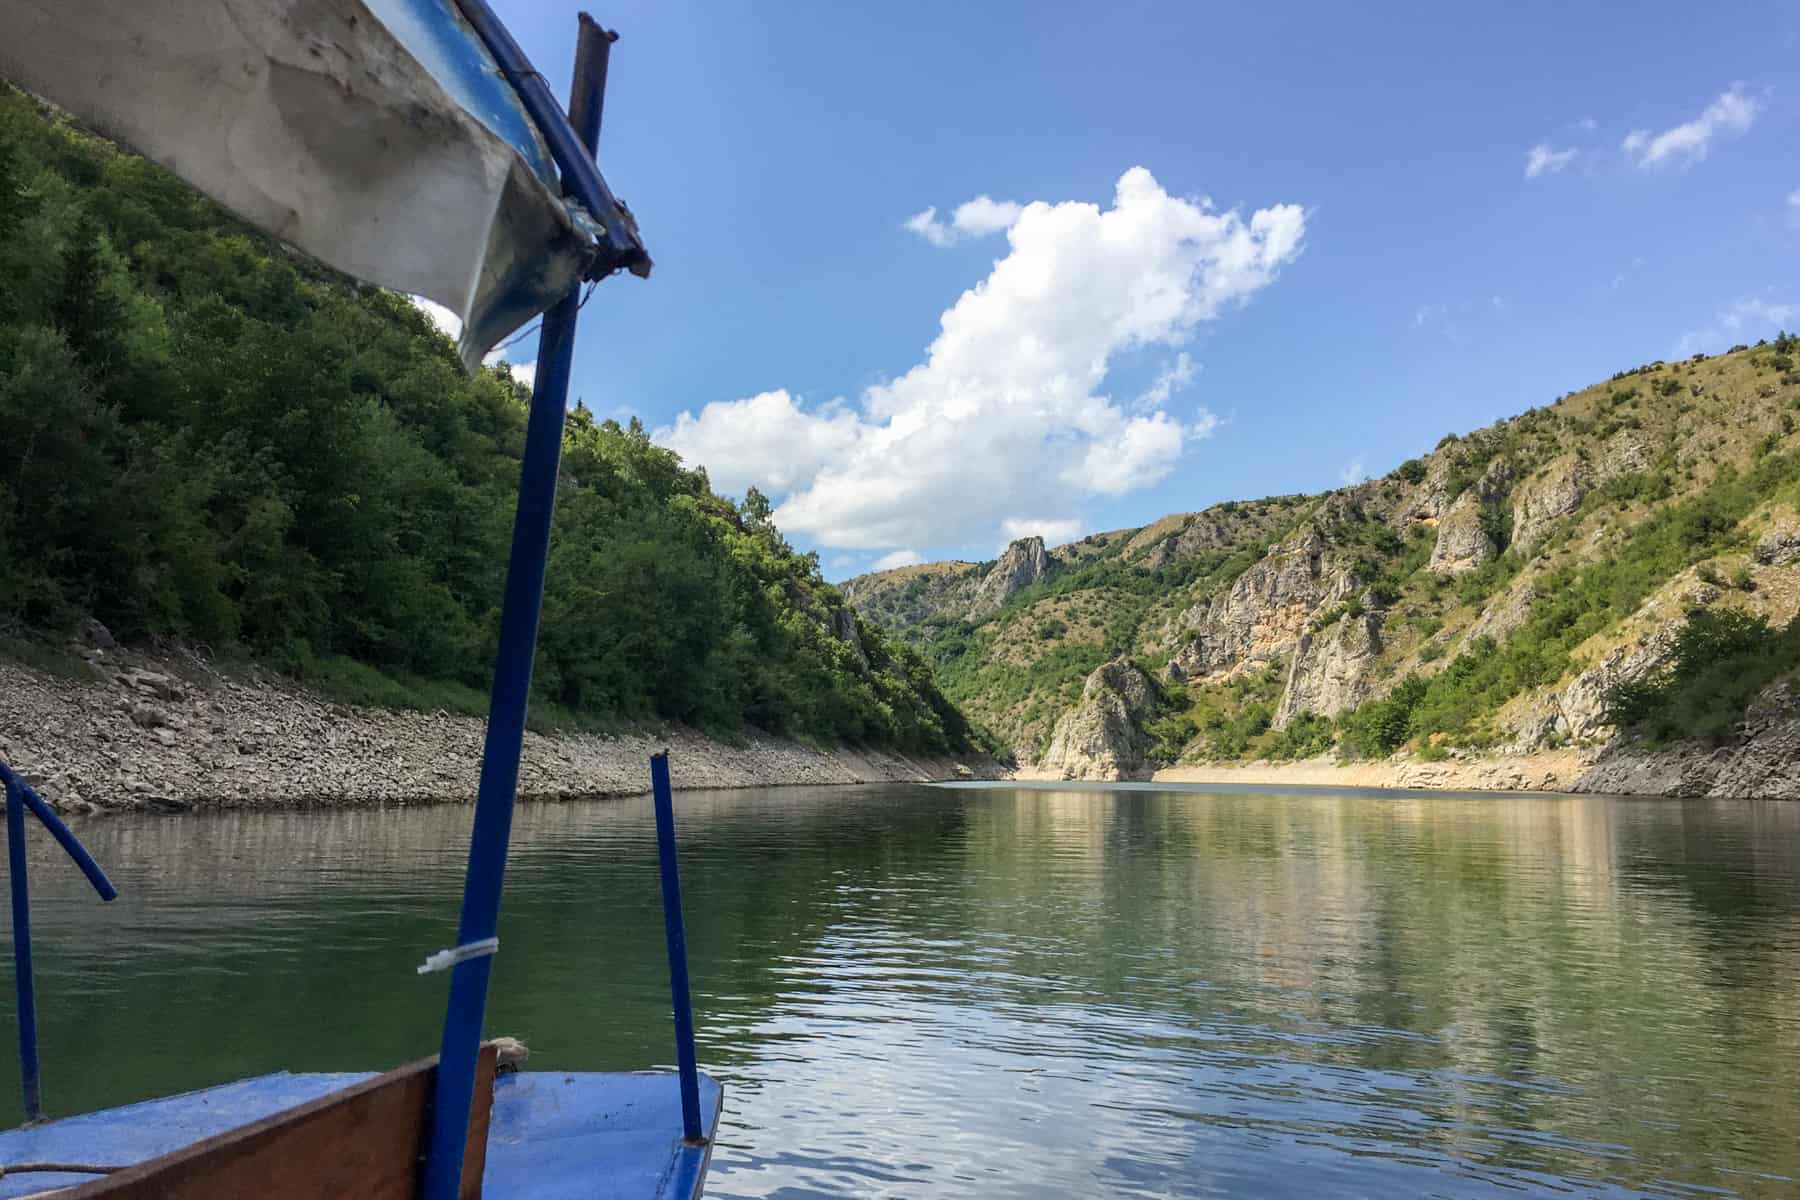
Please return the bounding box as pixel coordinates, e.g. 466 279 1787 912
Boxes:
0 648 997 815
1148 693 1800 800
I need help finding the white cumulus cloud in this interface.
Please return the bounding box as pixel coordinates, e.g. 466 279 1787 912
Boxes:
663 168 1305 555
1340 458 1366 486
658 389 864 496
1524 143 1578 179
904 194 1026 246
411 296 462 340
1623 85 1760 168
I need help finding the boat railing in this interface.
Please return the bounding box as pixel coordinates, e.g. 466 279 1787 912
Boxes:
0 758 119 1125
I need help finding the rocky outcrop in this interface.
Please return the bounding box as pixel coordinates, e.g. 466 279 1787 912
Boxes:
1510 455 1588 552
1274 612 1382 727
1036 658 1160 781
0 651 998 814
1428 490 1497 574
1755 523 1800 567
1508 631 1673 747
968 536 1049 618
1170 528 1356 679
1429 459 1512 574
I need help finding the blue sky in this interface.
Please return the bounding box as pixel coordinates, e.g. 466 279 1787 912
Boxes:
488 0 1799 577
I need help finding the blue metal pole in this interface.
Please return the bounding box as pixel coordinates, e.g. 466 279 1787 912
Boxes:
650 754 703 1143
5 778 41 1124
419 19 612 1199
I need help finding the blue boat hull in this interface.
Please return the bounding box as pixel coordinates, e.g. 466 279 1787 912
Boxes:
0 1069 722 1198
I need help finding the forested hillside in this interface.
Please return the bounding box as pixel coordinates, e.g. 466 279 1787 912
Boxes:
0 84 967 753
848 339 1800 780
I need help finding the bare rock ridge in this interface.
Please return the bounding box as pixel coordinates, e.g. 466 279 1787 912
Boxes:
968 536 1048 618
1037 658 1161 781
846 344 1800 797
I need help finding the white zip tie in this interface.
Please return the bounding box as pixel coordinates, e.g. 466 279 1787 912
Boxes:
416 936 499 975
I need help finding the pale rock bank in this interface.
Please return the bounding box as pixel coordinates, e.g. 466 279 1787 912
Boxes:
0 650 996 814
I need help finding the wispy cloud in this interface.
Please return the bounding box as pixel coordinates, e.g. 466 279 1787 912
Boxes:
1524 142 1579 179
999 518 1084 550
1722 297 1798 332
1674 295 1798 356
1340 458 1366 486
1788 187 1800 226
1571 116 1599 134
903 194 1026 247
1413 303 1444 328
1135 352 1198 412
1623 85 1760 168
871 549 924 570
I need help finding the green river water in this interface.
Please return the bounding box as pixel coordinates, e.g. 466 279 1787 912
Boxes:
2 782 1797 1197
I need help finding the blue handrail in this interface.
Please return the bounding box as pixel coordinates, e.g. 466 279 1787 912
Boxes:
0 760 118 1124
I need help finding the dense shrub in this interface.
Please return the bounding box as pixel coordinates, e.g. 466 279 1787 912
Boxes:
1266 711 1335 760
1604 609 1800 745
1337 675 1426 758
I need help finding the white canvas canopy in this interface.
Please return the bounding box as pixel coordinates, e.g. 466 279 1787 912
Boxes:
0 0 599 369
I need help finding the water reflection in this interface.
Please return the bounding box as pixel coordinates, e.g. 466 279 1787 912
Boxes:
2 786 1797 1197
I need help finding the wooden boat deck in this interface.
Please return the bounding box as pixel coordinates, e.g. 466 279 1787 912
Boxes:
0 1069 722 1198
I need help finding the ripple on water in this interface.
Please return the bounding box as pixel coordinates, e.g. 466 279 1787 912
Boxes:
3 785 1798 1198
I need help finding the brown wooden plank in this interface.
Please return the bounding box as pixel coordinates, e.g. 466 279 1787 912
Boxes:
63 1044 499 1200
458 1044 497 1200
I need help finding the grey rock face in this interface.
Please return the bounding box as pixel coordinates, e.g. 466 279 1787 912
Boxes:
831 606 870 670
1038 658 1161 781
1575 681 1800 799
1510 456 1588 553
1170 528 1355 679
968 536 1049 618
1274 612 1382 728
1428 490 1497 574
1429 459 1512 575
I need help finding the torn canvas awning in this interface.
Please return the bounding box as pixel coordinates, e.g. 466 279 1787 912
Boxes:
0 0 605 369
